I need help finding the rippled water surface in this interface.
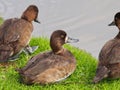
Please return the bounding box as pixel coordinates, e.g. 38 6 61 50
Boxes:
0 0 119 58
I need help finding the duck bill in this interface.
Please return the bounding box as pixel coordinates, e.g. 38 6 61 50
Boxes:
108 21 115 26
34 19 40 23
65 37 79 43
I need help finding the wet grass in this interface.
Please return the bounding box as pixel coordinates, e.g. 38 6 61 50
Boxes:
0 37 120 90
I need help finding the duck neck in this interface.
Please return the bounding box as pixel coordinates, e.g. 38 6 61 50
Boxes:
54 48 64 55
21 16 31 22
50 43 64 54
115 31 120 39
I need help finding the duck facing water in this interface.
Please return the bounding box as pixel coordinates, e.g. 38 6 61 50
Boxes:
93 12 120 83
17 30 79 85
0 5 40 62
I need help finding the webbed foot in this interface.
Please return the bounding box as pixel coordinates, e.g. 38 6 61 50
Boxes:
8 54 20 61
23 46 38 55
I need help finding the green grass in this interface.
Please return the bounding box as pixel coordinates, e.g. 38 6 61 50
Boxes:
0 17 120 90
0 17 3 24
0 37 120 90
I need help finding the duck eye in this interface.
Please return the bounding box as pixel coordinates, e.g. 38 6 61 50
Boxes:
61 35 64 38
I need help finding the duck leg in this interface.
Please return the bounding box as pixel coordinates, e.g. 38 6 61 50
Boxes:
8 53 20 61
23 45 38 55
93 66 110 83
8 45 38 61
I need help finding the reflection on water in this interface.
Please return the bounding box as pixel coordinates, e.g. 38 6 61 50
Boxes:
0 0 119 58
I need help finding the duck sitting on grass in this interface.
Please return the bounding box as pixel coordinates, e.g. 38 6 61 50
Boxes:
17 30 79 85
93 12 120 83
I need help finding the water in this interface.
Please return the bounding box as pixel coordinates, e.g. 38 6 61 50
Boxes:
0 0 119 58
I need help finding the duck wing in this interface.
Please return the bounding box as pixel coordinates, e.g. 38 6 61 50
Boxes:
99 39 120 65
0 18 20 44
18 51 51 72
108 43 120 64
17 51 76 84
0 18 20 62
19 51 75 75
93 40 116 83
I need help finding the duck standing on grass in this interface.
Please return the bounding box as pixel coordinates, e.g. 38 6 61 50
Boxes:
93 12 120 83
0 5 40 62
17 30 79 85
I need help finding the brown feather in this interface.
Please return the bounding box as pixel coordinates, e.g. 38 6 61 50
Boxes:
17 30 77 85
93 12 120 83
0 5 39 62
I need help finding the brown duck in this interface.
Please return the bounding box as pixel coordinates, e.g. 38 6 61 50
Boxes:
0 5 40 62
17 30 79 85
93 12 120 83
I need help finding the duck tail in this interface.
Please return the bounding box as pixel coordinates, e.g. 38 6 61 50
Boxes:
16 68 24 74
0 44 13 62
16 68 34 85
93 66 110 84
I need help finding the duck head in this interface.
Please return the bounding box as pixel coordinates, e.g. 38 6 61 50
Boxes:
21 5 40 23
50 30 79 54
108 12 120 29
